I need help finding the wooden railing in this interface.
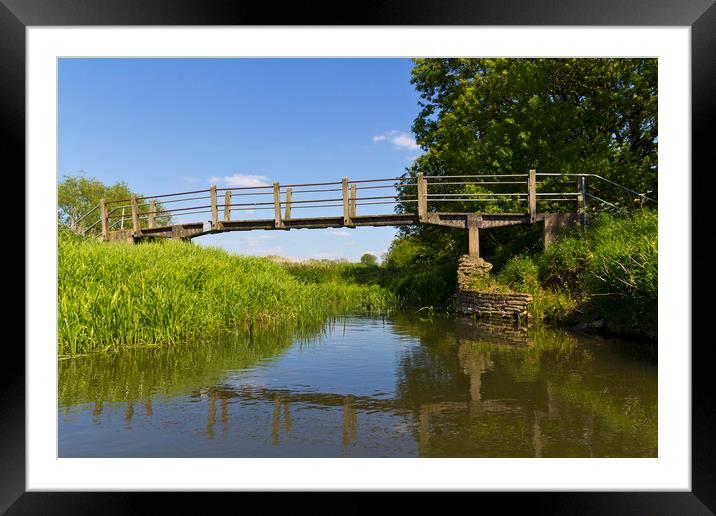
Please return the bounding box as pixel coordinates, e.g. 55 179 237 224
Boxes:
72 171 656 239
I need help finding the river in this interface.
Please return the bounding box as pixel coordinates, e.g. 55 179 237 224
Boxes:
58 311 657 457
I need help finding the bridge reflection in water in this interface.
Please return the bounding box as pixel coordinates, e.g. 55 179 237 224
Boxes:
82 320 554 456
59 314 657 458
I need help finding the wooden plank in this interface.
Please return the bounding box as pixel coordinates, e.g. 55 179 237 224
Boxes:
210 185 219 229
273 182 283 228
284 187 292 220
224 191 232 222
342 177 351 226
148 199 157 229
528 169 537 223
130 195 142 237
100 198 109 241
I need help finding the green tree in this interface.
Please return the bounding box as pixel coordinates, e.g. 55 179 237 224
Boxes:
395 58 657 259
58 173 171 235
360 253 378 266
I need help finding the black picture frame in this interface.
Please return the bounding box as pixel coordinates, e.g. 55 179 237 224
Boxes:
4 0 714 513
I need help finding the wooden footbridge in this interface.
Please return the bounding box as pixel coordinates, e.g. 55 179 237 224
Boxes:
75 170 655 258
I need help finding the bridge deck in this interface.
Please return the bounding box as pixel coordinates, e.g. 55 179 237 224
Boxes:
110 212 543 242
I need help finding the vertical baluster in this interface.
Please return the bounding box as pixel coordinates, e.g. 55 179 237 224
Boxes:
528 169 537 223
284 187 292 220
131 195 141 237
273 182 283 228
224 191 232 223
210 185 218 229
100 198 109 241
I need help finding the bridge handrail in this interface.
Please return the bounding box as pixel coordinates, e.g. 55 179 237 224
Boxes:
69 170 655 240
423 174 529 178
536 172 657 204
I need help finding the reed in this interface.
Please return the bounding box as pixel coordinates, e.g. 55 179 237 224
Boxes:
58 229 397 355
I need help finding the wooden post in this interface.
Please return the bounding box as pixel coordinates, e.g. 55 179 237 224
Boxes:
577 175 586 226
350 184 357 218
224 191 232 223
417 172 428 222
342 177 351 226
100 198 109 241
467 213 480 258
284 187 292 220
130 195 141 237
273 182 283 228
148 199 157 229
528 169 537 223
210 185 219 229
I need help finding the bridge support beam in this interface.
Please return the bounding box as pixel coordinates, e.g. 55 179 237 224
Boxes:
467 214 480 258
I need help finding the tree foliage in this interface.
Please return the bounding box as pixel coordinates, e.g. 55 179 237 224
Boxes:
395 58 657 257
58 173 171 235
360 253 378 266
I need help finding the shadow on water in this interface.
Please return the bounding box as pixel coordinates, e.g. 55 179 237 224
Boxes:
58 311 657 458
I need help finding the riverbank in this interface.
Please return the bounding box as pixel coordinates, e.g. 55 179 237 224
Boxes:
380 210 657 341
59 209 656 355
58 228 397 355
494 210 657 340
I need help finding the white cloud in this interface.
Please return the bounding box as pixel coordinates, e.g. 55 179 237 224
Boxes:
182 176 201 183
207 173 271 187
372 130 419 151
391 133 419 150
330 229 352 238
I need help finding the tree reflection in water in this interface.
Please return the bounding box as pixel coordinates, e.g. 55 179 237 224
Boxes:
392 314 656 457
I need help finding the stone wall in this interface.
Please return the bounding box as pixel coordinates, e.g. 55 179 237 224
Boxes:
455 254 533 320
456 290 533 319
456 255 492 290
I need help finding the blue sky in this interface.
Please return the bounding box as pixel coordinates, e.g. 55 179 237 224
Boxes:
58 58 423 262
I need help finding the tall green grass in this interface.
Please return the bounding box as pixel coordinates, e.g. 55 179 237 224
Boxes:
58 230 397 355
496 210 657 337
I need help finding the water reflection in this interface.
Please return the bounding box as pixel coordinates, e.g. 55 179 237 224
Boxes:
59 312 657 458
394 315 656 457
